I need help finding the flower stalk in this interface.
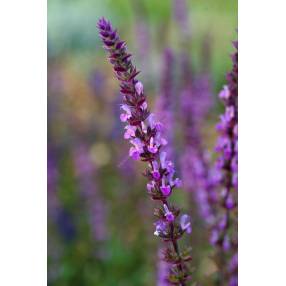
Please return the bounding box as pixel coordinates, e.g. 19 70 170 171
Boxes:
97 17 193 285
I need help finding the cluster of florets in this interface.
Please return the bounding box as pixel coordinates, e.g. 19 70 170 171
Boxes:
98 17 192 285
120 88 182 200
211 41 238 286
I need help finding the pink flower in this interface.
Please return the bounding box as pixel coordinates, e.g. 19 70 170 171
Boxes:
180 214 192 234
163 204 175 222
160 179 171 197
148 137 158 154
129 138 144 160
219 85 230 100
147 181 156 192
154 220 168 236
155 132 168 146
120 104 132 122
129 147 140 160
135 81 144 95
173 178 182 188
140 101 148 110
151 161 161 180
225 106 235 120
148 113 163 131
124 125 136 139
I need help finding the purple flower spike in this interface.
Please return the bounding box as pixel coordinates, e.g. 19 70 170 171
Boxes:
152 162 161 180
160 186 171 197
129 138 144 160
179 47 216 228
211 40 238 284
98 17 193 284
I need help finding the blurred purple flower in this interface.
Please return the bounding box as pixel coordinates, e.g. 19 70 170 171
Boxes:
179 58 216 226
173 0 191 41
89 70 105 96
47 147 60 220
155 49 175 160
211 40 238 284
73 144 108 242
135 22 150 65
229 276 238 286
157 249 171 286
180 214 192 234
56 209 76 242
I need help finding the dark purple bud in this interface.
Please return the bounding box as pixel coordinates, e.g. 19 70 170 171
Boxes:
115 41 126 50
103 40 114 47
100 31 109 38
109 30 117 40
128 69 140 81
114 66 126 72
122 53 132 62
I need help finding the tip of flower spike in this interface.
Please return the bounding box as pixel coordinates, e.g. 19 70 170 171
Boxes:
97 17 111 31
97 17 106 27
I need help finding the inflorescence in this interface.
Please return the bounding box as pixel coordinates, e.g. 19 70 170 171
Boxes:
211 41 238 286
97 17 193 285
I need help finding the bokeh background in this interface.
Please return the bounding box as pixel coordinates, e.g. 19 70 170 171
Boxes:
48 0 237 285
